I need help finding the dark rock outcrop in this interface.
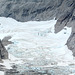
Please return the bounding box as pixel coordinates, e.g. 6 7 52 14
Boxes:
2 36 13 46
0 39 8 60
54 0 75 56
0 0 74 22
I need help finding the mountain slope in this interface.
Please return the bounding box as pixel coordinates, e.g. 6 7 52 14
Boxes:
55 0 75 56
0 0 73 21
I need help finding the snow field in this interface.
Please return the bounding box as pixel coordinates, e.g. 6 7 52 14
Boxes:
0 17 74 66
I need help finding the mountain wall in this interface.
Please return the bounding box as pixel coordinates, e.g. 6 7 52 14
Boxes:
55 0 75 56
0 0 73 21
0 0 66 21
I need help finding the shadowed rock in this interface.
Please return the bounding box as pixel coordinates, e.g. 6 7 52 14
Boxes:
5 69 19 75
0 0 75 56
0 0 66 22
0 39 8 59
54 0 75 56
2 36 13 46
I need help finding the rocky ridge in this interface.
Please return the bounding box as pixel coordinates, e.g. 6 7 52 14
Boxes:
55 0 75 56
0 0 68 21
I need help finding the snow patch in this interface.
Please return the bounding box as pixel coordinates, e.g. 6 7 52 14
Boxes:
0 71 4 75
0 17 73 66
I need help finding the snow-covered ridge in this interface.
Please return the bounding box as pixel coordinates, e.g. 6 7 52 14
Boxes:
0 17 73 66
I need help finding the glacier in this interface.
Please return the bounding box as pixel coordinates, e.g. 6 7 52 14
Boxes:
0 17 75 75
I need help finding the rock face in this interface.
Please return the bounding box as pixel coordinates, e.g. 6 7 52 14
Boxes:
0 0 66 21
2 36 13 46
0 39 8 60
55 0 75 33
55 0 75 56
67 24 75 56
0 0 74 22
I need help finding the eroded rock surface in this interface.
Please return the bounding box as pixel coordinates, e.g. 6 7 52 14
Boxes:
54 0 75 56
0 39 8 59
2 36 13 46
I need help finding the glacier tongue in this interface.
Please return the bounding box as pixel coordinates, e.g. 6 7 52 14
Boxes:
0 17 73 66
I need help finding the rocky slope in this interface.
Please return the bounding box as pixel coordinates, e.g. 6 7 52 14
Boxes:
0 39 8 60
0 36 13 61
0 0 75 56
0 0 69 21
55 0 75 56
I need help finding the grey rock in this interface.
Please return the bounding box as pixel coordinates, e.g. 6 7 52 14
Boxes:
54 0 75 56
2 36 13 46
0 39 8 59
66 24 75 56
0 65 6 71
55 7 73 33
5 69 19 75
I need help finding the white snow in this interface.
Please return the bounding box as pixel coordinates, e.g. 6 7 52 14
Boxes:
69 74 75 75
2 60 12 69
0 17 74 66
0 71 4 75
0 53 23 70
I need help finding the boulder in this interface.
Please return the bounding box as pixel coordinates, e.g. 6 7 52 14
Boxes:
5 69 19 75
0 0 74 22
2 36 13 46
